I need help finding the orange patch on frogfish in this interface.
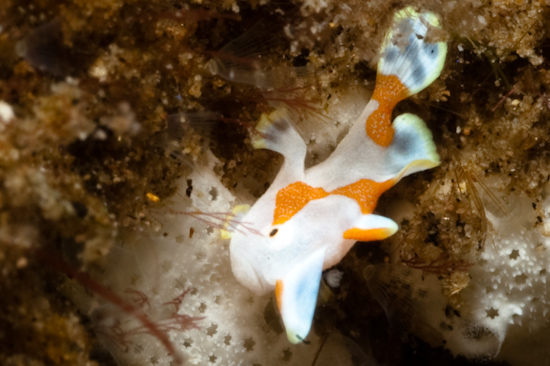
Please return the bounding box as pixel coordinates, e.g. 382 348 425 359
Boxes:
331 178 395 213
273 182 328 225
367 74 410 146
275 280 284 312
343 227 394 241
273 179 397 225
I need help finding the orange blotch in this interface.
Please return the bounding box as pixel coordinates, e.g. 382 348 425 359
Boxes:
273 179 396 225
367 74 410 146
372 74 410 104
331 179 395 214
275 280 284 312
366 108 394 147
273 182 328 225
343 227 393 241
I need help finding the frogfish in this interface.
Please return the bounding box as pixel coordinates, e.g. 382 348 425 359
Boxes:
229 7 447 343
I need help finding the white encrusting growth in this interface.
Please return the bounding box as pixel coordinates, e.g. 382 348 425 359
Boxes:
376 178 550 365
450 188 550 364
77 151 323 366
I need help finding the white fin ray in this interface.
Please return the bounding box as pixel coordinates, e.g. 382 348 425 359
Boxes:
166 111 221 138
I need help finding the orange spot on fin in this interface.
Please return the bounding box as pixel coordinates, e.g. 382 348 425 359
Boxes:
275 279 284 312
367 74 410 146
273 182 328 225
331 179 395 214
343 227 395 241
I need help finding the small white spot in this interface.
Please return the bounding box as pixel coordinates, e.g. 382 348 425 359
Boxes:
94 129 108 140
324 269 344 288
0 100 14 123
284 24 294 39
478 15 487 26
90 61 108 82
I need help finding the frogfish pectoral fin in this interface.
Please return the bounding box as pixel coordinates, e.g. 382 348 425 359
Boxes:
252 109 306 161
343 214 398 242
252 109 307 186
275 248 325 344
385 113 440 180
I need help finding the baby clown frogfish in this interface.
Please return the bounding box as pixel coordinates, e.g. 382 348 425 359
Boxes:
228 7 447 344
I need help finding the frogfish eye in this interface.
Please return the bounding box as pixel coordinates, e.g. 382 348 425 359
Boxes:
269 228 278 237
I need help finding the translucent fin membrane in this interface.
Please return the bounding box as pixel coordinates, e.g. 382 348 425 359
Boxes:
208 62 312 92
166 111 222 138
207 19 315 91
377 7 447 96
218 19 284 60
311 331 378 366
364 264 416 336
363 263 445 345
